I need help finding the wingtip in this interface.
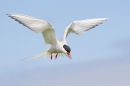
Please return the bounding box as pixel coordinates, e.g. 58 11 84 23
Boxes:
103 18 109 20
98 18 109 20
99 18 109 21
6 14 10 16
6 13 17 17
6 13 12 17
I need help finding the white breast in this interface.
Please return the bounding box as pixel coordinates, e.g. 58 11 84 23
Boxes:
48 41 66 53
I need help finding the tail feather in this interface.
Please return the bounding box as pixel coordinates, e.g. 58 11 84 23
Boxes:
20 50 51 60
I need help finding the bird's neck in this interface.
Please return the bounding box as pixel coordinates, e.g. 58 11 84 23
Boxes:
60 38 67 44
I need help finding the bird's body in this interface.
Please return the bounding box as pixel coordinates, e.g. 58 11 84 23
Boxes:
49 41 65 53
7 14 108 60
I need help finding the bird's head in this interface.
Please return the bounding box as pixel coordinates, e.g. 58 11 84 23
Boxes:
63 44 71 59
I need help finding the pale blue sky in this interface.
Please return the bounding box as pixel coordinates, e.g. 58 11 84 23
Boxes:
1 0 130 86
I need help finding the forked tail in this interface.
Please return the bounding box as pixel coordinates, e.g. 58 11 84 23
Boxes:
20 50 51 60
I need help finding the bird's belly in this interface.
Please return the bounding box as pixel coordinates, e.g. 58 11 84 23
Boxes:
51 48 62 53
49 45 63 53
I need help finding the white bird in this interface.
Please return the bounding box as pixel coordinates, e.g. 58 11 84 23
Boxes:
7 14 108 60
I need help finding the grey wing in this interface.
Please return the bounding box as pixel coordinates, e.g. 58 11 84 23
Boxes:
63 18 108 39
8 14 58 45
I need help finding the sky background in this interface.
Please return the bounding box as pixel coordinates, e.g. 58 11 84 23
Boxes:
0 0 130 86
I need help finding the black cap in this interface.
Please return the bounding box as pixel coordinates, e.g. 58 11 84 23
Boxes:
63 45 71 53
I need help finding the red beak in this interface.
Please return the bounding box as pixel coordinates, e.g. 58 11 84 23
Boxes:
67 52 72 59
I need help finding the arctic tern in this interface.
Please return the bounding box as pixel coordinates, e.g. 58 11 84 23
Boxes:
7 14 108 60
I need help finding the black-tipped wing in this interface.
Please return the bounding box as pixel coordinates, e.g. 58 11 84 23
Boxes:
8 14 58 45
63 18 108 39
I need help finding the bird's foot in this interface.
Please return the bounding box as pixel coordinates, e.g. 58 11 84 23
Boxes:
55 53 58 59
50 54 52 60
69 57 72 59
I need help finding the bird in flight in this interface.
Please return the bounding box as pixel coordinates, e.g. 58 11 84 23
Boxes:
7 14 108 60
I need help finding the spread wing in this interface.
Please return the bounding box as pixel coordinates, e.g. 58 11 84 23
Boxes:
62 18 108 40
7 14 58 45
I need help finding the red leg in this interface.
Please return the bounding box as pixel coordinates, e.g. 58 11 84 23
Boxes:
50 53 52 60
55 53 58 59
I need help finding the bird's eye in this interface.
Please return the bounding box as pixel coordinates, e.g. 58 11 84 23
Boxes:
63 45 71 53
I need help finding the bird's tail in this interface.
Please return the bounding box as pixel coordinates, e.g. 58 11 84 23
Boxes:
20 50 51 60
